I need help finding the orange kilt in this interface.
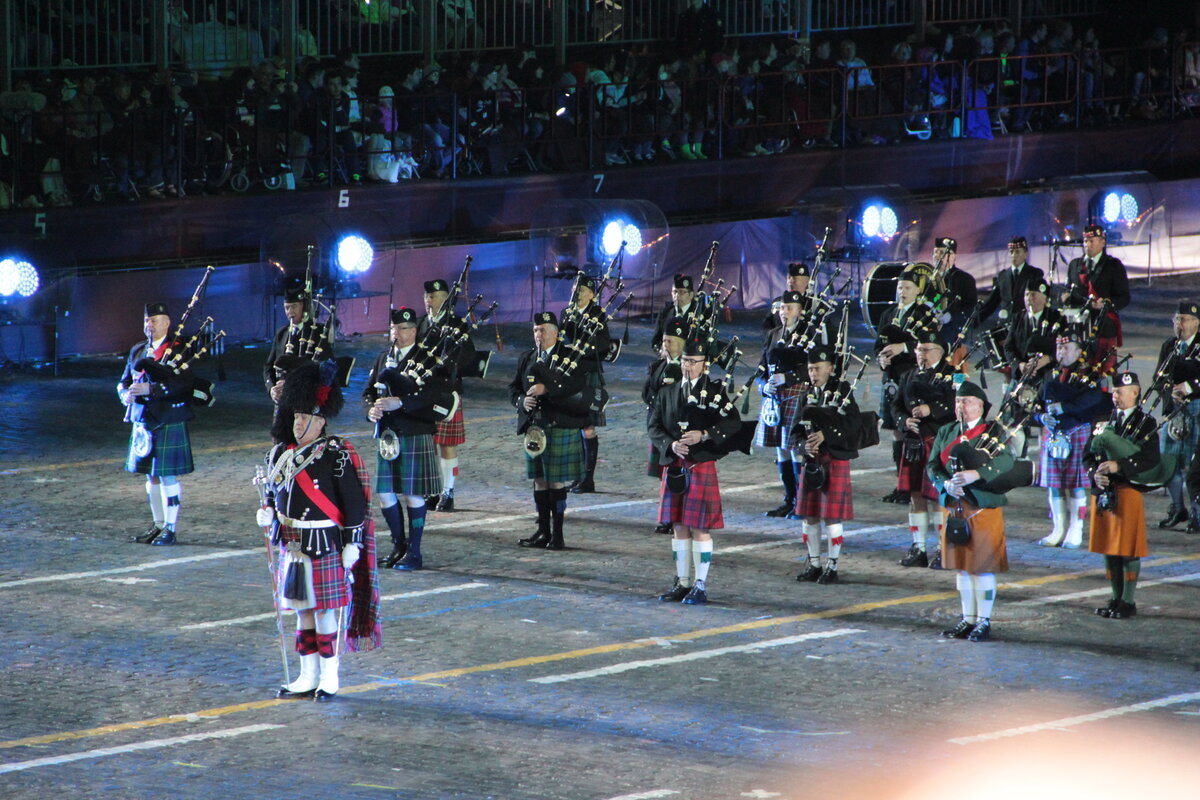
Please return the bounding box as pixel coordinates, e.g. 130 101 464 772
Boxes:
1088 486 1148 558
939 503 1009 574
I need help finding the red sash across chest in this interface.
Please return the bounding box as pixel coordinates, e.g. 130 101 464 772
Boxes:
134 340 172 379
287 444 346 526
939 422 988 467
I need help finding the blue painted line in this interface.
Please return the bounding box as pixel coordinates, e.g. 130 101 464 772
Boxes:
381 595 539 621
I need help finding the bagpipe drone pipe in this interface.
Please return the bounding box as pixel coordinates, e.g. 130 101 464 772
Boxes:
131 266 223 409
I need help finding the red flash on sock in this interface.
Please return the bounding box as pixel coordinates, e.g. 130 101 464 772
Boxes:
296 629 318 655
316 632 337 658
831 536 845 547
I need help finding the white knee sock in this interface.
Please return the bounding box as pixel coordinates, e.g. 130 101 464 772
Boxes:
147 479 165 526
1042 489 1066 545
1065 490 1088 546
672 538 692 585
823 522 843 567
441 456 458 492
692 539 713 584
160 481 181 529
802 522 821 564
908 512 928 550
974 573 997 620
957 572 977 622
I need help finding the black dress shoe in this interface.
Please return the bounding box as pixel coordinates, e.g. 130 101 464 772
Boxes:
796 564 823 582
380 545 408 569
571 479 595 494
519 531 551 548
436 493 454 512
1095 598 1119 617
1158 507 1188 529
1109 600 1137 619
654 522 673 535
816 566 839 585
543 535 565 551
880 488 908 504
682 580 708 604
149 527 176 546
277 685 316 699
393 554 423 571
658 579 690 602
941 618 974 639
314 689 337 702
967 618 991 642
928 549 943 570
131 525 163 544
423 495 440 508
764 503 793 518
1187 515 1200 534
899 544 929 567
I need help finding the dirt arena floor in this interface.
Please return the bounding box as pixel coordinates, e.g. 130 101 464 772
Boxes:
1 273 1198 799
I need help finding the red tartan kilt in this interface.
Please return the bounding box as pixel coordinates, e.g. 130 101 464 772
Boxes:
794 454 854 521
896 435 938 501
276 530 349 611
658 459 724 530
433 404 466 446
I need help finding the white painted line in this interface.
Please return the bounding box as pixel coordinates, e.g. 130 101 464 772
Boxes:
602 791 681 800
948 691 1200 745
0 723 284 775
1008 572 1200 607
530 628 863 684
0 550 249 590
720 524 904 554
181 582 490 629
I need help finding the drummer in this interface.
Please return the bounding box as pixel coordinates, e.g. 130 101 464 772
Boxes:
930 236 978 348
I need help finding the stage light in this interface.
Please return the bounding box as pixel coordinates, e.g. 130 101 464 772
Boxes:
0 259 18 296
860 203 898 240
861 205 881 238
601 220 623 256
1120 193 1138 224
621 223 642 255
1101 191 1121 224
335 235 373 275
15 260 39 297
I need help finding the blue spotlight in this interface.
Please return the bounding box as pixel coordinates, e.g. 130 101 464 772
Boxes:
621 223 642 255
860 203 898 240
601 220 624 257
15 260 39 297
0 259 18 296
1120 193 1139 224
1101 192 1122 225
336 235 374 275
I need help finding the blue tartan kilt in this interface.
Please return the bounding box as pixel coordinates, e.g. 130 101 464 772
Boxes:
526 426 586 484
126 421 194 477
375 433 442 497
753 385 803 449
658 459 724 530
1039 423 1091 489
1160 397 1200 462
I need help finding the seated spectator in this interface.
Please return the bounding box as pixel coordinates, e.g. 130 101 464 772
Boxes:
588 51 633 165
420 63 458 176
837 39 885 144
304 69 362 184
63 74 113 197
239 60 310 183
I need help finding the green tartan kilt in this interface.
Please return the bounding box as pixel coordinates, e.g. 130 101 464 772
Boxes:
374 432 442 497
126 422 194 477
525 427 585 484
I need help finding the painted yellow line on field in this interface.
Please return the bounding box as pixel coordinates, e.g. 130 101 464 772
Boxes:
0 402 640 476
6 552 1198 752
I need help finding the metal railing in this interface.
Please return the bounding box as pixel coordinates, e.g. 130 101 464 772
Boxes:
2 42 1192 208
6 1 1126 77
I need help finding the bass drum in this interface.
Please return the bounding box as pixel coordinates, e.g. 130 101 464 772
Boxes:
860 261 908 337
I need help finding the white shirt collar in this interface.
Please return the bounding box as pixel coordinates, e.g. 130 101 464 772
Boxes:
150 336 166 349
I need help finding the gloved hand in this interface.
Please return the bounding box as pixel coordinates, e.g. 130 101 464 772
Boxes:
342 543 361 570
1047 402 1064 416
767 373 787 388
1041 414 1057 431
255 506 274 528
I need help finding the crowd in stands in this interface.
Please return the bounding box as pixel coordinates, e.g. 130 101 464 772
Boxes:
0 5 1195 209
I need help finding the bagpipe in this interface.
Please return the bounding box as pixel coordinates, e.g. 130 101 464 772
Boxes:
375 295 499 431
944 395 1036 502
1086 409 1174 505
422 255 494 380
522 289 633 456
130 265 223 409
561 250 625 365
281 246 338 366
1142 338 1200 443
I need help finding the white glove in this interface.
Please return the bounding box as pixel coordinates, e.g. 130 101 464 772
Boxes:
341 543 361 570
768 373 787 387
939 311 952 326
1048 402 1064 416
255 507 274 528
